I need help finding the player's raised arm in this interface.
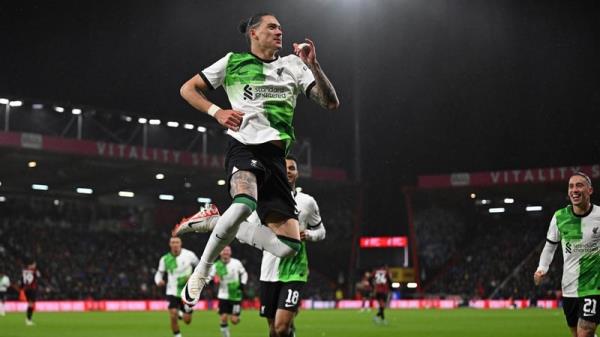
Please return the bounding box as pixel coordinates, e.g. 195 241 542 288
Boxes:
293 38 340 110
180 74 244 131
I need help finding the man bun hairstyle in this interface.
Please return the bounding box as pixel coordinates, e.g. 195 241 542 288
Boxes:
239 12 275 44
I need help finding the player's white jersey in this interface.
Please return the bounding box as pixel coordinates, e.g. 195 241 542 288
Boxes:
0 275 9 292
201 52 315 150
154 249 199 297
546 204 600 297
260 191 324 282
209 258 248 301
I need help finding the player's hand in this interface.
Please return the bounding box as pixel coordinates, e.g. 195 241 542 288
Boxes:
533 270 546 286
300 230 306 241
214 109 244 132
156 280 166 287
293 38 317 66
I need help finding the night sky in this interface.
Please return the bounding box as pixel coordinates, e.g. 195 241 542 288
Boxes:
1 0 599 188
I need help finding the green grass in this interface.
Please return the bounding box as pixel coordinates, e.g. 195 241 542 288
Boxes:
1 309 567 337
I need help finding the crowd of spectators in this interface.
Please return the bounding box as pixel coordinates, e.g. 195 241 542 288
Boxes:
0 195 346 301
414 195 564 300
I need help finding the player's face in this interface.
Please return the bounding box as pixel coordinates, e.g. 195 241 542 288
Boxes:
286 159 298 186
251 15 282 51
169 238 182 255
568 175 593 208
220 246 232 263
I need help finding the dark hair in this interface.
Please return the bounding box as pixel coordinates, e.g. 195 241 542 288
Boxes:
573 171 593 187
238 12 275 44
286 154 298 163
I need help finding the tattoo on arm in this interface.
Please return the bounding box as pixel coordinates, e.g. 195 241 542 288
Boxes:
229 171 258 199
577 318 597 337
308 62 339 109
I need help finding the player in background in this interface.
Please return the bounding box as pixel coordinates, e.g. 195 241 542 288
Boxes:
174 156 326 337
371 266 392 324
155 237 199 337
0 270 10 316
21 259 41 326
534 172 600 337
258 155 326 337
356 271 373 312
176 12 339 306
208 246 248 337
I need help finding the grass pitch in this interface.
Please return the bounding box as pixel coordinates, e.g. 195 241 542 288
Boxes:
1 308 566 337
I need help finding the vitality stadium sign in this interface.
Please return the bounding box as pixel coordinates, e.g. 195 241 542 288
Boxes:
418 164 600 188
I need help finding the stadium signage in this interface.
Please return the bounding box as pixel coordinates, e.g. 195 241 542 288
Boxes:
418 164 600 188
359 236 408 248
0 131 348 180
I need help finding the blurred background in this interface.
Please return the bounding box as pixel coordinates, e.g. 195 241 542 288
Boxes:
0 0 598 303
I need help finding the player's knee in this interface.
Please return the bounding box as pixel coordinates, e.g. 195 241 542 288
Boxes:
183 316 192 325
274 322 292 337
275 236 301 258
231 316 240 325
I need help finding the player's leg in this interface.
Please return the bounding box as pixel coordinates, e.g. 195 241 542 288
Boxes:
272 282 303 337
577 319 597 337
563 297 579 337
255 151 301 255
175 213 303 259
218 300 232 337
25 290 35 325
576 296 600 337
169 308 181 337
0 293 5 316
260 282 280 337
182 170 257 304
273 309 295 337
230 301 241 325
180 300 193 325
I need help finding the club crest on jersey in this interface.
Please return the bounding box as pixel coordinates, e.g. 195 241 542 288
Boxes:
277 67 283 80
593 227 599 238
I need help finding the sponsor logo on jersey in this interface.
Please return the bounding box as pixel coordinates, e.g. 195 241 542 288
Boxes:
243 84 253 101
565 241 572 254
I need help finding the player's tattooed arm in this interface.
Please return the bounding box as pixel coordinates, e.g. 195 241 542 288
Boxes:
229 171 258 199
308 62 340 110
577 319 597 337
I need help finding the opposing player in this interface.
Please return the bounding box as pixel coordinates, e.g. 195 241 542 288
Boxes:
258 155 326 337
371 266 392 324
356 271 373 312
209 246 248 337
534 172 600 337
21 259 41 326
0 270 10 316
154 237 199 337
177 12 339 306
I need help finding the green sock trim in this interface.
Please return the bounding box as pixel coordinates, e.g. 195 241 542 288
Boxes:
232 195 257 212
277 235 302 253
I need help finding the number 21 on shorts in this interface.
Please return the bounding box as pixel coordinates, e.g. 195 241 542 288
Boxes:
583 298 597 316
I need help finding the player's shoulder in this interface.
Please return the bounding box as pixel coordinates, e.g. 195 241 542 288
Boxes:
553 205 572 218
296 190 316 202
180 248 197 258
230 258 243 266
296 191 319 207
587 204 600 218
